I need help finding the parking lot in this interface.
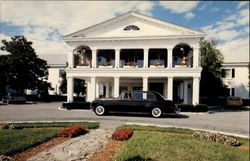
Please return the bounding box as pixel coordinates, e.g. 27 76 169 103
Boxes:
0 102 249 137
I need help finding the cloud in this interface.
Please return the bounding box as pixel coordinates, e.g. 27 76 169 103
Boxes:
219 37 249 62
237 8 249 25
159 1 199 13
201 7 249 63
1 1 155 55
237 1 249 9
184 12 195 20
210 8 220 12
198 4 206 11
1 1 155 35
0 34 11 55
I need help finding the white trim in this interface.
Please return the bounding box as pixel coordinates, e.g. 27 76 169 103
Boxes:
64 11 206 38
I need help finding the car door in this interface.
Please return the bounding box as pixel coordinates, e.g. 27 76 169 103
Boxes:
139 92 158 112
110 92 133 112
130 92 145 112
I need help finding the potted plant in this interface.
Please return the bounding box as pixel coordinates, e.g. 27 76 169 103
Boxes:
150 61 164 68
98 61 113 68
175 58 189 68
124 61 138 68
76 62 90 68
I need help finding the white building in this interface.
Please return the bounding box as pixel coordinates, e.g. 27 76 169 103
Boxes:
63 11 206 104
38 54 67 95
222 62 249 99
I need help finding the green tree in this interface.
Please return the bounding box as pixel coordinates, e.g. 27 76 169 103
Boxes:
200 39 229 97
0 36 50 95
59 71 86 97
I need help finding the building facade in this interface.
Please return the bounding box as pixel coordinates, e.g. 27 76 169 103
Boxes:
222 62 249 99
38 54 67 95
63 11 206 104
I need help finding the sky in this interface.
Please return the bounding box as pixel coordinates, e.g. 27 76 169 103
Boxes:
0 1 249 63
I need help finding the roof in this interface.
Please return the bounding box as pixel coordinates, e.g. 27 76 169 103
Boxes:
63 11 206 38
38 54 67 66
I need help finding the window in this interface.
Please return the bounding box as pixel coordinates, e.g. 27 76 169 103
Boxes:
232 68 235 78
224 69 231 78
133 92 156 100
124 25 140 31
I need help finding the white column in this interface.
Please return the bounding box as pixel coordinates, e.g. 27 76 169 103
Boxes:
106 82 109 98
180 82 184 100
164 80 168 98
143 77 148 91
114 77 120 98
192 77 200 104
183 80 189 104
167 48 173 68
86 81 91 102
67 77 74 102
167 77 173 100
193 47 199 68
92 49 97 68
115 49 120 68
90 77 96 101
68 49 74 68
143 48 149 68
96 82 99 98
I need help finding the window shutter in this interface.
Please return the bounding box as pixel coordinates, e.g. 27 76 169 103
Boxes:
232 69 235 78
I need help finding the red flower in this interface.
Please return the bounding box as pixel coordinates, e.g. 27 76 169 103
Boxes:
112 129 134 141
58 126 87 138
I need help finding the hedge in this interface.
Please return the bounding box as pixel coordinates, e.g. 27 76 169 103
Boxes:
177 104 208 112
62 102 90 110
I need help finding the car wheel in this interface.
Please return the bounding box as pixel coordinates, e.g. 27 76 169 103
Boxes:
95 106 106 116
151 107 162 118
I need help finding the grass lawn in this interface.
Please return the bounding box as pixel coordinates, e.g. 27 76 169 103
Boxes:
114 125 249 161
0 121 99 156
12 121 99 129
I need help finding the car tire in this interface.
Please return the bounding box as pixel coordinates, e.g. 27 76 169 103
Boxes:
151 107 162 118
95 105 106 116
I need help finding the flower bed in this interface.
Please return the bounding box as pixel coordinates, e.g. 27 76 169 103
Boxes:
58 126 87 138
192 131 240 146
112 129 134 141
125 62 138 67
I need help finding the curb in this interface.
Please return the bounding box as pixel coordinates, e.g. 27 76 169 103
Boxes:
125 122 249 139
180 111 211 115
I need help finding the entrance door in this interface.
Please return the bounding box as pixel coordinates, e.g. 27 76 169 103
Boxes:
149 83 164 95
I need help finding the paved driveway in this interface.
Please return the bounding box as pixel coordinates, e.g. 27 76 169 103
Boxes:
0 102 249 137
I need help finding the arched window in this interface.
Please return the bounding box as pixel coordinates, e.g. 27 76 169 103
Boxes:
124 25 140 31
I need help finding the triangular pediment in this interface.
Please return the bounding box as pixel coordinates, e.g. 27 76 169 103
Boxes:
64 11 205 39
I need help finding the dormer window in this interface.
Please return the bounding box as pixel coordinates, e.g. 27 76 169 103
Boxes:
124 25 140 31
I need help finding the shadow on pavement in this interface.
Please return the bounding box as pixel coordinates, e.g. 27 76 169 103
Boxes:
105 112 189 119
209 106 249 113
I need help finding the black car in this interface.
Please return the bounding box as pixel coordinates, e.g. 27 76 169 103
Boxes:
91 91 180 118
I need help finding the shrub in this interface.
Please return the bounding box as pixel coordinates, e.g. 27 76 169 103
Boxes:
192 131 240 146
58 126 87 138
176 104 194 112
0 123 9 129
62 102 90 110
9 124 17 129
191 104 208 112
112 129 134 141
177 104 208 112
0 155 14 161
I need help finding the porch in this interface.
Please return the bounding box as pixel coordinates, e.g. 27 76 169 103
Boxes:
66 76 200 104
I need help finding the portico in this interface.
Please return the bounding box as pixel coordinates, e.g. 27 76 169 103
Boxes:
64 11 205 104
